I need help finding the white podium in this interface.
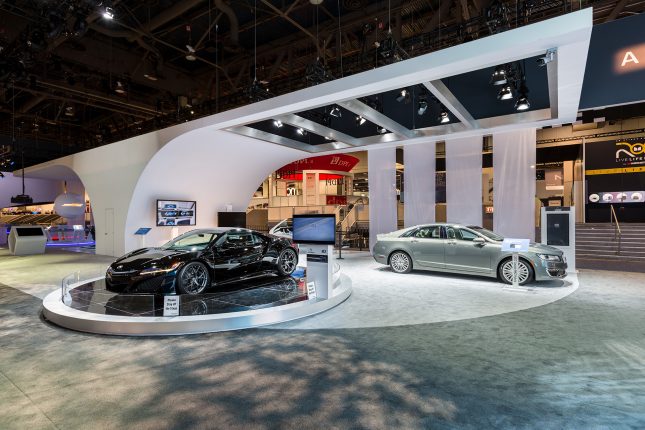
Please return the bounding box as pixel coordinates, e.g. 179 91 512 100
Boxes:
541 207 576 272
8 226 47 255
300 244 334 299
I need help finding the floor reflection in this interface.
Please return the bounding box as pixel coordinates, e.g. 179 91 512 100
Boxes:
66 274 308 317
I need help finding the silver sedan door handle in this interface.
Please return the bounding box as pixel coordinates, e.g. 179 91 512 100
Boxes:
411 239 419 243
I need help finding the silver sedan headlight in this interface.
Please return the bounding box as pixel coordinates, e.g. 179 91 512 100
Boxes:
536 253 561 262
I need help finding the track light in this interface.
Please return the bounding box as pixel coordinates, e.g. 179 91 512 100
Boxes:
417 100 428 115
439 108 450 124
490 65 507 86
377 126 388 134
296 127 307 136
185 45 197 61
273 120 283 128
515 95 530 111
329 106 341 118
497 85 513 101
114 81 126 94
356 116 366 126
396 89 408 103
102 6 114 20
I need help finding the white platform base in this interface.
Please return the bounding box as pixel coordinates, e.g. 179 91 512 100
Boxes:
42 277 352 336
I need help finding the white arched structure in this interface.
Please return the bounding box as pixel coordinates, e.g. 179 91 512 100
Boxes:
124 128 305 251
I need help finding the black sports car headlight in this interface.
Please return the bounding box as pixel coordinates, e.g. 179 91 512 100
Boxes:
536 253 561 262
139 261 182 276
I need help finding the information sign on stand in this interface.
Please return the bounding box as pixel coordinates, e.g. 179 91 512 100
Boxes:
306 282 317 300
163 296 180 316
134 227 152 249
501 238 531 290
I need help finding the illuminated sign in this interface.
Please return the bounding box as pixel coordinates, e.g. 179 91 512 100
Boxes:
615 45 645 73
614 139 645 167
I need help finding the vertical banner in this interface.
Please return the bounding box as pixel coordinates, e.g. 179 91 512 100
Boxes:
368 147 397 252
446 136 483 226
493 129 537 240
404 141 436 227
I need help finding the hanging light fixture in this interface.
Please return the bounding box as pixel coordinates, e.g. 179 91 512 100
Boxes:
490 65 507 85
356 116 366 126
114 80 126 94
515 80 530 111
273 120 283 128
296 127 307 136
377 126 388 134
439 108 450 124
102 6 115 20
497 84 514 101
417 99 428 115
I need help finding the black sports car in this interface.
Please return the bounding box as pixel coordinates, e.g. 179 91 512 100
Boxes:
105 228 299 295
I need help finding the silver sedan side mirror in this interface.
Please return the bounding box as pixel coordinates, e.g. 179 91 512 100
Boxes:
473 237 486 244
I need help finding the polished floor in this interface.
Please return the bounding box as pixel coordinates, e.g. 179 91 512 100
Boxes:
1 248 645 429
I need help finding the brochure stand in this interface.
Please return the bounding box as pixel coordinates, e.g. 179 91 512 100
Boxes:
8 226 47 256
134 227 152 249
501 238 532 291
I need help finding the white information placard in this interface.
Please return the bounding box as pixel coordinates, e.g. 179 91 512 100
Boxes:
501 238 530 252
306 282 317 300
163 296 180 316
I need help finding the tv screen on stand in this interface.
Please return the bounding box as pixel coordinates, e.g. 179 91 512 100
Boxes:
156 200 196 226
292 214 336 245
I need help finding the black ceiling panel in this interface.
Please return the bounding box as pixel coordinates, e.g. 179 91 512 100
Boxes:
248 120 328 145
296 105 382 138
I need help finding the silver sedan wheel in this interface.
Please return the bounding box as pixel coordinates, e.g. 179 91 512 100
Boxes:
501 259 531 284
179 262 210 294
390 252 411 274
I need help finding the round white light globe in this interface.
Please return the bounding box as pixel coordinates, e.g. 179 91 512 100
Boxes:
53 193 85 219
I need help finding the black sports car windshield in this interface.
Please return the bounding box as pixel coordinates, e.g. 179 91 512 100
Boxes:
161 232 219 251
468 226 504 241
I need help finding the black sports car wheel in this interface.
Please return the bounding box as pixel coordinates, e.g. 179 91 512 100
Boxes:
389 251 412 274
498 258 534 285
177 262 211 295
277 248 298 276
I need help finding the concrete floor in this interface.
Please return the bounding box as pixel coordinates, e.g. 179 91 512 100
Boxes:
1 248 644 429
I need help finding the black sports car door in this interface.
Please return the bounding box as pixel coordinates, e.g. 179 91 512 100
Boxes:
212 232 263 281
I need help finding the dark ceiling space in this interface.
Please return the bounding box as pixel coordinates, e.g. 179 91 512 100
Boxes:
1 0 644 169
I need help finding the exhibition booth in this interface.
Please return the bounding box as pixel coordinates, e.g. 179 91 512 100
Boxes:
11 9 606 335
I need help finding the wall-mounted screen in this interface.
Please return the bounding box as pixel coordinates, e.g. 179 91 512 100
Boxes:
292 214 336 245
218 212 247 228
156 200 196 226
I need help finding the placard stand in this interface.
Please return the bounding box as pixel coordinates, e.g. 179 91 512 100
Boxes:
541 207 575 272
501 238 533 292
134 227 152 249
300 244 334 299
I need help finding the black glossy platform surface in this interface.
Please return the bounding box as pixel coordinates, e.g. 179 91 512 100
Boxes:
65 275 309 317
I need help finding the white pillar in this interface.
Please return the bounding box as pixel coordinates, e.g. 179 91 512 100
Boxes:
445 136 483 226
404 141 436 227
368 147 397 252
493 129 537 240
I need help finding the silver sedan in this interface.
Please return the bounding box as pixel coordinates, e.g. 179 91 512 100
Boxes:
372 224 567 285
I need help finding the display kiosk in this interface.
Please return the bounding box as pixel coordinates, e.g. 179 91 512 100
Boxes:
8 226 47 255
292 214 336 300
541 206 576 272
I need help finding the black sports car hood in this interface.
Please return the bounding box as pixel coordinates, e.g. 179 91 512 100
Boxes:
111 248 194 270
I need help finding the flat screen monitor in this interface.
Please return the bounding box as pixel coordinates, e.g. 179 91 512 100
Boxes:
15 226 44 237
218 212 247 228
292 214 336 245
156 200 196 226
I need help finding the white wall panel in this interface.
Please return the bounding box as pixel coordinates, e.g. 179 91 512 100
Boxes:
493 129 537 240
445 136 483 226
368 147 397 252
404 142 436 227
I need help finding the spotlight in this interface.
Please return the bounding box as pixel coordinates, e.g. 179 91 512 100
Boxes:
396 89 408 103
144 72 158 81
537 48 556 67
515 82 530 111
296 127 307 136
490 65 507 85
114 81 126 94
64 106 75 117
417 100 428 116
497 85 513 101
329 106 341 118
185 45 197 61
356 116 366 126
439 108 450 124
273 120 283 128
102 7 115 20
377 126 388 134
190 110 195 115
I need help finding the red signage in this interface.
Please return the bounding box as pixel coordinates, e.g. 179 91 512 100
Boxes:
277 154 359 176
326 195 347 205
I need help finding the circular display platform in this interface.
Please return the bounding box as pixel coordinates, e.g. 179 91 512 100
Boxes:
42 275 351 336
